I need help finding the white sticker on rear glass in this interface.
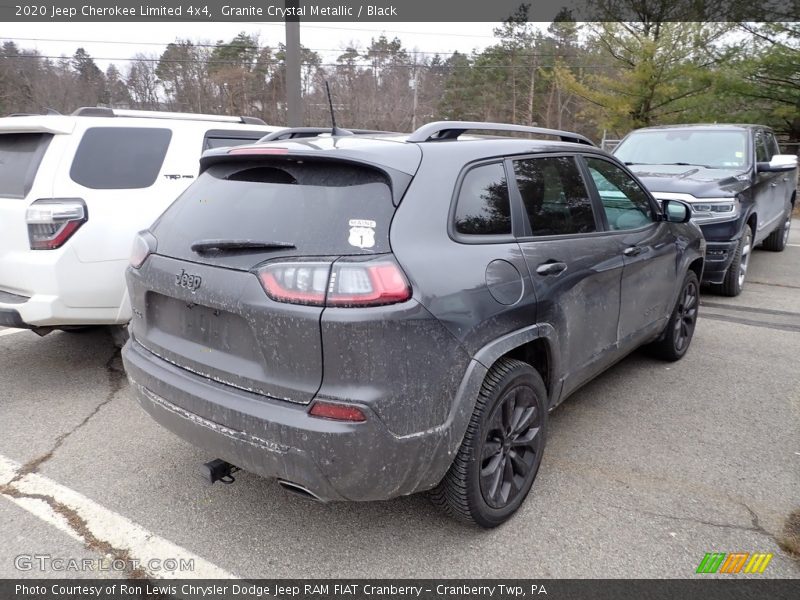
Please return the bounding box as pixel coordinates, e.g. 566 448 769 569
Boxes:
348 219 376 249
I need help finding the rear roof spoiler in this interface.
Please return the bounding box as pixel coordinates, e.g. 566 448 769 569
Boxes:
407 121 595 146
0 117 74 135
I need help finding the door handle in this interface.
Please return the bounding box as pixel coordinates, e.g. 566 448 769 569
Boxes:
623 246 643 257
536 261 568 276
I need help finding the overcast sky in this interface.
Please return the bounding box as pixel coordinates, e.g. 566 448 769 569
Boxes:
4 22 511 68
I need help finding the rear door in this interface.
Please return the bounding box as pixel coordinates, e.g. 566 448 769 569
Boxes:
131 157 401 404
582 155 678 346
753 128 782 240
765 130 793 213
510 154 624 398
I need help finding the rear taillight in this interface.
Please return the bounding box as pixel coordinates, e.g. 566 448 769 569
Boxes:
130 230 158 269
309 401 367 422
26 199 87 250
256 257 411 308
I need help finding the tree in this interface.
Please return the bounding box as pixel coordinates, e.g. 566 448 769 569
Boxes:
127 54 160 109
722 23 800 141
554 4 733 134
72 48 108 105
105 64 130 108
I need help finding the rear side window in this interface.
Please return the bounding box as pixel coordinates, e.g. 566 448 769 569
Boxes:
0 133 53 198
203 129 267 150
70 127 172 189
513 156 595 237
454 163 511 235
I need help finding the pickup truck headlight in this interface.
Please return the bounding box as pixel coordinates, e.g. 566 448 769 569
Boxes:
689 198 740 223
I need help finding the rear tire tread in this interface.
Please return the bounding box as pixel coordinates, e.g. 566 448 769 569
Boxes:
762 211 790 252
429 358 529 525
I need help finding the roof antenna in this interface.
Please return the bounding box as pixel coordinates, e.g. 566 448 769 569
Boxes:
324 80 352 137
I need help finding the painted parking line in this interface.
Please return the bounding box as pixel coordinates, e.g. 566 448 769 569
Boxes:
0 328 26 337
0 454 238 579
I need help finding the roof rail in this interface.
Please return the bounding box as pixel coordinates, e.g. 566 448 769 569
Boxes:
259 127 398 142
7 108 62 117
70 107 267 125
407 121 595 146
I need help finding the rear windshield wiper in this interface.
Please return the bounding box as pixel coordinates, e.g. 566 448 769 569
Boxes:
191 239 296 254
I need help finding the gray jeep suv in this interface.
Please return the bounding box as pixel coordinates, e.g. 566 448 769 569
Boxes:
122 122 705 527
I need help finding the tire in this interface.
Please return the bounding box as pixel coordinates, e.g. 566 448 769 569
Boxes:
762 210 791 252
429 358 547 528
108 325 129 348
717 227 752 297
649 270 699 361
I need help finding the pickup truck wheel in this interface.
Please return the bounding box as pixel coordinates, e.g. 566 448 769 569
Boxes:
762 212 791 252
649 270 699 361
429 358 547 528
717 228 752 297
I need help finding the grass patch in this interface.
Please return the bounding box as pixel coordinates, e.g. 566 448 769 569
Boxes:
778 508 800 562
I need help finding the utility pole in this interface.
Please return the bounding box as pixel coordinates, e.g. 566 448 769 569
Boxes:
411 52 419 131
285 0 302 126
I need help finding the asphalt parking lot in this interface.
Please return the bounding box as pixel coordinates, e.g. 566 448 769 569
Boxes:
1 222 799 580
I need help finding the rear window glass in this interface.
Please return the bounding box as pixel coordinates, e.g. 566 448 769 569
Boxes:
454 163 511 236
0 133 53 198
70 127 172 189
152 159 396 267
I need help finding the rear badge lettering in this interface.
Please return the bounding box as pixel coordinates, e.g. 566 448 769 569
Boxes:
348 219 376 249
176 269 202 292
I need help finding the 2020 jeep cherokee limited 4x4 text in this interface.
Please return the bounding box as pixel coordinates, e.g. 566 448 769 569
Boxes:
122 122 705 527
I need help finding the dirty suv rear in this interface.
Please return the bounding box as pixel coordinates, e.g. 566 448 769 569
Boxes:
123 123 705 527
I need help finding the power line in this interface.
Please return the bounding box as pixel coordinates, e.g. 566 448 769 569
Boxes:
2 53 610 69
1 36 575 58
244 22 502 39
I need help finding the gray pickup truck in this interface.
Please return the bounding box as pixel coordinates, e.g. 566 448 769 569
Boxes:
614 124 797 296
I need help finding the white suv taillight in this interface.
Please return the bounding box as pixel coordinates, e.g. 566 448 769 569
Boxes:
26 199 87 250
256 257 411 307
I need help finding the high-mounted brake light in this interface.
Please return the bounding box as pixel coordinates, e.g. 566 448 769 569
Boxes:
256 258 411 308
26 199 87 250
309 401 367 422
228 147 289 155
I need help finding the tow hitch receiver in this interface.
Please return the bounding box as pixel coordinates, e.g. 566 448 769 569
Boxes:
200 459 240 485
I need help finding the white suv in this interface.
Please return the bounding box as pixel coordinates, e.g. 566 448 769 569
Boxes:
0 108 281 339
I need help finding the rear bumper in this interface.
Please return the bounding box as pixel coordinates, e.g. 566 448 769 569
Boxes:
0 292 124 327
701 240 740 285
122 338 484 502
0 251 130 326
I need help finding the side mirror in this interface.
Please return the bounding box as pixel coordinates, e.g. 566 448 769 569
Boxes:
757 154 798 173
662 199 692 223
